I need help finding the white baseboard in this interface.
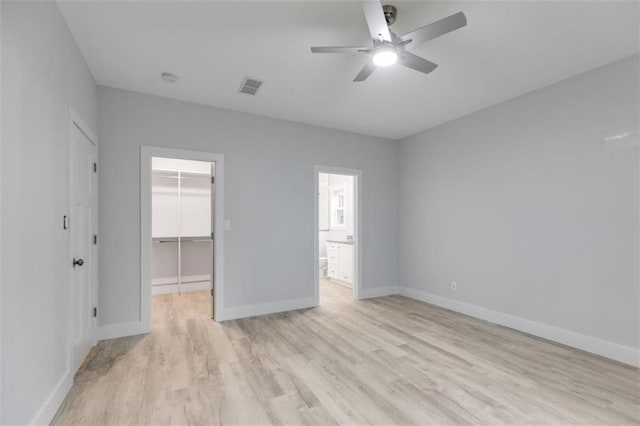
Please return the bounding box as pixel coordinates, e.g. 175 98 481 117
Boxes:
152 274 210 286
360 286 399 299
98 321 150 341
399 287 639 367
152 280 210 295
97 298 317 338
219 297 316 321
29 369 72 425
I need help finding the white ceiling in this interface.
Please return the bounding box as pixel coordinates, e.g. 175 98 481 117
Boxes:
57 1 639 139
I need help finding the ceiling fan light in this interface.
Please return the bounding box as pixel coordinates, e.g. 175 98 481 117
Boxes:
373 48 398 67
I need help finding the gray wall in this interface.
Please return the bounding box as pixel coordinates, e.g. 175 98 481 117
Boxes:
97 87 398 326
1 4 636 420
1 1 97 424
398 55 639 349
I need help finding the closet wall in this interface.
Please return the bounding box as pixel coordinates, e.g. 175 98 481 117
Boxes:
151 157 213 295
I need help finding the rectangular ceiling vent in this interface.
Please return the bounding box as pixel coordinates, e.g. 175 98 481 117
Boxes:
239 77 263 96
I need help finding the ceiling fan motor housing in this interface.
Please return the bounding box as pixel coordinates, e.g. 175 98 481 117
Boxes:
383 5 397 26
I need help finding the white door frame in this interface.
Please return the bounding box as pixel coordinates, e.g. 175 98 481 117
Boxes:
67 107 99 371
313 165 363 304
140 146 224 328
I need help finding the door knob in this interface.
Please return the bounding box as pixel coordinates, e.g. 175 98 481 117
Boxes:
73 258 84 267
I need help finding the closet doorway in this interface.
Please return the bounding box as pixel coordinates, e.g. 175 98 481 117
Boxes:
141 147 224 328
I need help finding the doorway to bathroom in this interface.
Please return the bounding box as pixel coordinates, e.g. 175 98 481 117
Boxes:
141 147 224 330
314 166 362 306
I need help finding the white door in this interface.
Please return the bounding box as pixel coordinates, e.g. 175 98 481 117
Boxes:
70 123 96 371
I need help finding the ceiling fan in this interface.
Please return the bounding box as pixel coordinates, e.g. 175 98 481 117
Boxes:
310 1 467 82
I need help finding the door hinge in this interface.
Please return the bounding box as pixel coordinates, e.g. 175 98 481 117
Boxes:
93 234 98 245
63 215 69 230
93 162 97 173
210 288 214 297
93 307 97 317
211 176 215 184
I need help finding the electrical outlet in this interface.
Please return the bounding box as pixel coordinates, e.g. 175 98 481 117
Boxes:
450 281 457 292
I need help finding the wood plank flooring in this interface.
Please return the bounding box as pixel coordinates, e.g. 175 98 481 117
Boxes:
53 281 640 425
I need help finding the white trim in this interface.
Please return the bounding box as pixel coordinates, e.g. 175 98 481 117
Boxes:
152 280 211 295
141 146 224 329
29 369 72 426
313 166 363 306
360 286 399 299
98 321 149 341
152 274 211 286
67 107 99 372
221 297 316 321
0 7 3 422
399 287 640 367
69 108 98 145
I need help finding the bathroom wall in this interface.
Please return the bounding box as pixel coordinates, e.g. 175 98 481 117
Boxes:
319 173 354 259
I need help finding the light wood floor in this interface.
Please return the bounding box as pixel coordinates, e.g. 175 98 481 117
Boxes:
53 281 639 425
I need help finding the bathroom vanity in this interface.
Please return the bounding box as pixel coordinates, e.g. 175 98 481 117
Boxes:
327 240 354 286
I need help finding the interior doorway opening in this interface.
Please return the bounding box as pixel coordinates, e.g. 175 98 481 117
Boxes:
144 153 220 326
315 167 362 305
141 147 224 330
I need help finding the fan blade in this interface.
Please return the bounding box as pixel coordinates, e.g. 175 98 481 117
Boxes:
310 46 371 54
399 52 438 75
400 12 467 47
362 0 391 42
353 60 376 82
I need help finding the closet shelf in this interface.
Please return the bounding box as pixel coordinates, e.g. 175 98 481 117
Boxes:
153 170 211 179
153 236 212 243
